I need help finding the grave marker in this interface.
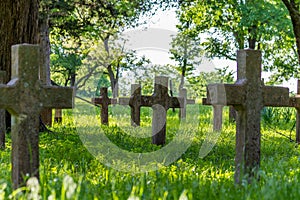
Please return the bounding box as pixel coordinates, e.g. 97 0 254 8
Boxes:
0 44 73 189
129 76 183 145
119 79 183 144
40 53 53 126
205 49 290 183
288 80 300 143
202 98 223 131
179 88 195 119
119 84 141 126
92 87 117 125
0 71 6 149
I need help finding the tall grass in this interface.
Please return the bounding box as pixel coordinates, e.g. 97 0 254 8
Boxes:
0 104 299 199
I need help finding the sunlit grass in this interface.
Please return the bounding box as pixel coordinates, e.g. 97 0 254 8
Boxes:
0 104 299 199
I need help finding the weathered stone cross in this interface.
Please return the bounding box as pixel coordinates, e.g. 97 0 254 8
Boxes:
179 88 195 119
119 84 141 126
205 49 290 183
288 80 300 143
0 44 73 189
202 98 224 131
129 76 183 145
92 87 117 125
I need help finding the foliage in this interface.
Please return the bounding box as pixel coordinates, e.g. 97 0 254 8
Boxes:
177 0 298 83
187 66 234 99
281 0 300 61
50 39 88 87
169 23 203 89
261 107 296 139
216 66 235 83
119 63 178 96
45 0 178 96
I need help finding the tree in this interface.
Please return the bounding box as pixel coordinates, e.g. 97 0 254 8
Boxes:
81 0 177 98
281 0 300 64
85 37 151 97
177 0 296 83
44 0 178 97
170 21 203 90
0 0 39 81
50 42 87 87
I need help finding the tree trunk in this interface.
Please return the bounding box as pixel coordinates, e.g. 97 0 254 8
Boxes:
0 0 39 79
0 0 39 130
70 73 76 87
179 58 187 91
282 0 300 64
107 64 118 98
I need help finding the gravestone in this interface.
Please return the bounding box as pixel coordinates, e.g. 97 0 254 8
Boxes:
205 49 290 183
179 88 195 119
0 44 73 189
202 98 223 131
40 58 52 126
0 71 6 149
92 87 117 125
288 80 300 143
212 105 223 131
119 84 141 126
129 76 183 145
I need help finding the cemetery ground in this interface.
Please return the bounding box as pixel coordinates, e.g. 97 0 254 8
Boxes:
0 103 300 199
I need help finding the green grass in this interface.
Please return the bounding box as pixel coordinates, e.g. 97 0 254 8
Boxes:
0 104 300 199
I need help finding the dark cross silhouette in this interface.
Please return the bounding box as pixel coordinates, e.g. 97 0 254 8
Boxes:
129 76 183 145
92 87 117 125
179 88 195 119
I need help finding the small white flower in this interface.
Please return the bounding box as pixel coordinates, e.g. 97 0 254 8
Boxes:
63 175 77 199
26 177 41 200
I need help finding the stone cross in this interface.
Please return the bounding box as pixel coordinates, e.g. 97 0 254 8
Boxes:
92 87 117 125
129 76 183 145
119 84 141 126
0 44 73 189
39 54 53 126
179 88 195 119
0 71 6 149
205 49 290 184
202 98 223 131
288 80 300 143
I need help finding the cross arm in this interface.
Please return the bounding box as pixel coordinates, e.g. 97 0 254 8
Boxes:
91 98 102 104
202 98 209 105
289 96 300 108
140 96 153 107
168 96 184 108
41 86 74 109
92 97 116 105
263 86 289 107
0 84 18 108
206 84 245 106
119 97 130 105
187 99 196 104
